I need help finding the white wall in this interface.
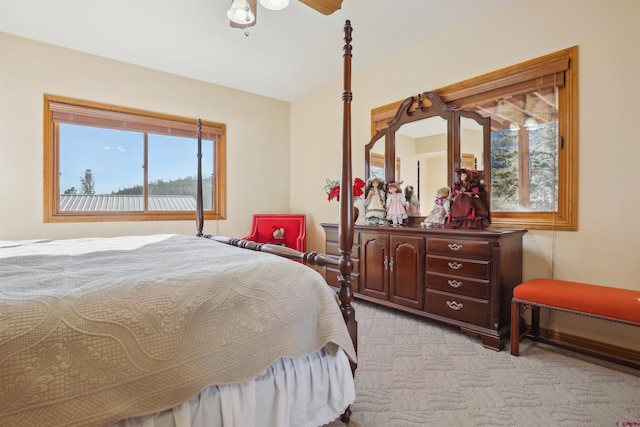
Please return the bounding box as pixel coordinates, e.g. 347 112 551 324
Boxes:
290 0 640 349
0 33 291 240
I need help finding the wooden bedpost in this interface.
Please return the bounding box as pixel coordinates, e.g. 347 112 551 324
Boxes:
339 17 358 374
196 119 204 237
338 19 357 424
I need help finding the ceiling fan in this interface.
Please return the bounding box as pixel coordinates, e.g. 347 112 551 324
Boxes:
227 0 343 30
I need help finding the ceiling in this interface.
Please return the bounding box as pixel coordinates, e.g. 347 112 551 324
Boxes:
0 0 515 102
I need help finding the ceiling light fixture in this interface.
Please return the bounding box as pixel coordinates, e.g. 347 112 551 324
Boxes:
524 117 539 131
259 0 290 10
227 0 256 25
227 0 290 35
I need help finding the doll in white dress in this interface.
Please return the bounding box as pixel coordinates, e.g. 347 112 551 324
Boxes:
364 178 386 225
422 186 451 228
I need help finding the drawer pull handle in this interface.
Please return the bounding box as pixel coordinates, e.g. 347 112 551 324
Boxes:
448 262 463 270
446 300 463 311
448 279 463 288
448 243 463 251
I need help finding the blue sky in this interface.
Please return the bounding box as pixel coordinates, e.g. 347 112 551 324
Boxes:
59 124 213 194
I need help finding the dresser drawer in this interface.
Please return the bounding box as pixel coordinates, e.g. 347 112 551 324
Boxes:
325 229 361 245
326 241 359 258
426 272 489 299
427 237 490 258
426 255 490 280
426 289 489 327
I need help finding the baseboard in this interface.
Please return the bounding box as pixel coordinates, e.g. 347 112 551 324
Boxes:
532 327 640 369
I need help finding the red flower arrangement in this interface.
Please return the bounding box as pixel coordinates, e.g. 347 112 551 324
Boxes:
324 177 365 202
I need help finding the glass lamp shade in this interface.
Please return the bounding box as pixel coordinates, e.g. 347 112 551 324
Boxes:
523 117 538 130
259 0 289 10
227 0 256 24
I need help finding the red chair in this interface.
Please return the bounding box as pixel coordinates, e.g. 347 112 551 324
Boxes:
243 214 306 252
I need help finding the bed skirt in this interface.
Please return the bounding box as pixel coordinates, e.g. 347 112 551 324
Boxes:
110 347 354 427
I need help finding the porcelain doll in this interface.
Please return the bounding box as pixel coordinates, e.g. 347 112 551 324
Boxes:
404 185 420 216
422 186 451 228
364 178 386 225
385 182 407 226
446 168 490 229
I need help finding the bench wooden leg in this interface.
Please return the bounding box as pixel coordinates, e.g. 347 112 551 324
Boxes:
510 300 521 356
531 305 540 337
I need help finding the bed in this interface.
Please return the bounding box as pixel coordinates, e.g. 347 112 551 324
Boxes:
0 21 358 427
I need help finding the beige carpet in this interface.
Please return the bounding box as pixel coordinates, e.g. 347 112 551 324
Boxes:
324 301 640 427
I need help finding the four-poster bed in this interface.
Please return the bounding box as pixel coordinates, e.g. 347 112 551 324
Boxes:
0 21 357 426
200 20 358 370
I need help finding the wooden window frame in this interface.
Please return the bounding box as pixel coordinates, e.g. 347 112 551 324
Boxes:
371 47 578 230
43 94 226 223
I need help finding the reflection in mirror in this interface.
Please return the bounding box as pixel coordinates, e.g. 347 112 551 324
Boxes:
395 117 448 216
370 153 385 180
366 132 386 181
371 153 401 181
460 117 484 172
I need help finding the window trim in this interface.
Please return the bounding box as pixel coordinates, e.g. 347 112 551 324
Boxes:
371 47 578 230
43 94 227 223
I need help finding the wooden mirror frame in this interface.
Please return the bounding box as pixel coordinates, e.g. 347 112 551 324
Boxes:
366 91 491 222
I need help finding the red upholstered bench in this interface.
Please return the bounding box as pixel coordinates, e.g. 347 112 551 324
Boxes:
510 279 640 369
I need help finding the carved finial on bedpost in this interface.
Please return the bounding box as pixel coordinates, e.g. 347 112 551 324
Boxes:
338 21 357 406
342 20 353 103
196 119 204 237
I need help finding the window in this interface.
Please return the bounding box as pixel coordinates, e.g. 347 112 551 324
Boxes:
437 47 577 230
370 153 401 181
370 153 386 179
372 47 577 230
44 95 226 222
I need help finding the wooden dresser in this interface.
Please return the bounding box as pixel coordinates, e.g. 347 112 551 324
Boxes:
321 223 526 350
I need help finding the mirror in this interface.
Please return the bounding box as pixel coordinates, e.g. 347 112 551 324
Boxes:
455 110 492 214
365 91 491 224
395 117 448 215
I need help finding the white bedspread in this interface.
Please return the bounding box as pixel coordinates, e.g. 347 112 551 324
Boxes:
0 234 356 426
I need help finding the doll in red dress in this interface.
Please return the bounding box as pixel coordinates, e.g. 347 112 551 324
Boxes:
446 169 489 229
